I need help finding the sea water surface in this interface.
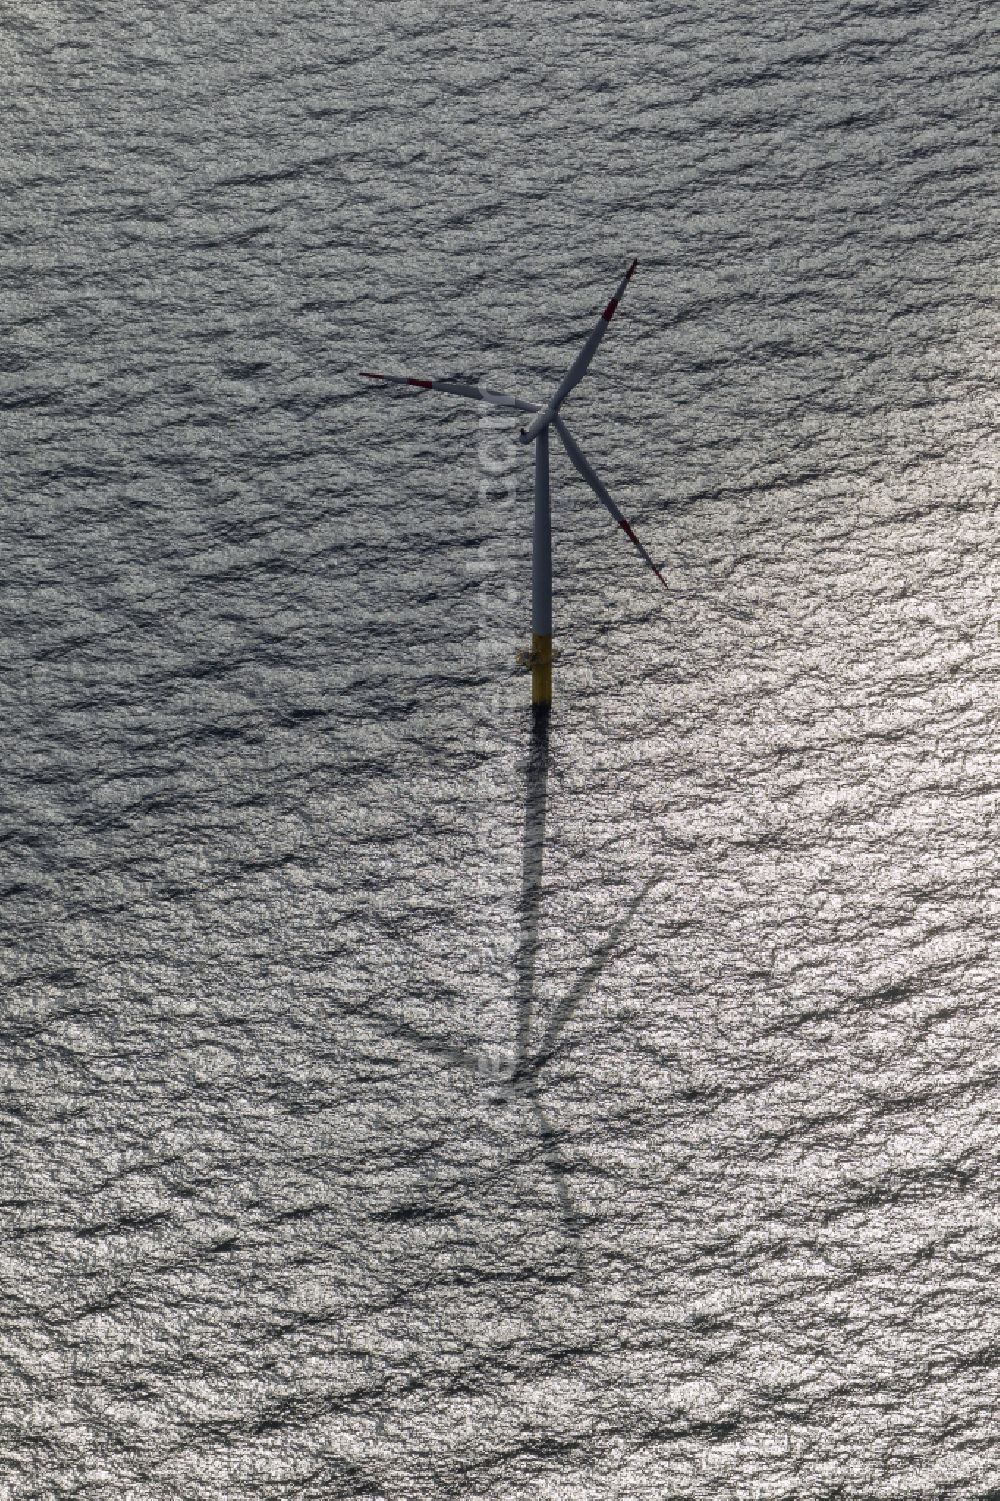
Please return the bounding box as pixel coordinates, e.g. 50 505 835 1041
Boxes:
3 2 1000 1497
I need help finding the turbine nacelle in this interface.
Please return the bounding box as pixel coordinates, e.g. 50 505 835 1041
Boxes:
519 404 558 444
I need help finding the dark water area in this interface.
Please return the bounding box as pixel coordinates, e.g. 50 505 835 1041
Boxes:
2 2 999 1496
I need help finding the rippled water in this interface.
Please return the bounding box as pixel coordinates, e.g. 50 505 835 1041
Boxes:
3 2 999 1496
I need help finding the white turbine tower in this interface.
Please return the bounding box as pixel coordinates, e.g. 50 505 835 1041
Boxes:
361 258 665 713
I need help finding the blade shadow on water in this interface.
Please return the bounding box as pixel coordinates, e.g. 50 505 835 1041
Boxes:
526 871 664 1078
526 1091 590 1282
342 1001 482 1076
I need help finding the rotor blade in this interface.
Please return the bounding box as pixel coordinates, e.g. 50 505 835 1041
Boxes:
552 416 669 589
549 258 638 410
360 370 539 415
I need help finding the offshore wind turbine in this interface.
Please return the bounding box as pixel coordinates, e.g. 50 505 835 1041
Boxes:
361 258 667 714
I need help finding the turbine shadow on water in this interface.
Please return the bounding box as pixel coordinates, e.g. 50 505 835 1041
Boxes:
506 716 663 1278
347 717 660 1287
